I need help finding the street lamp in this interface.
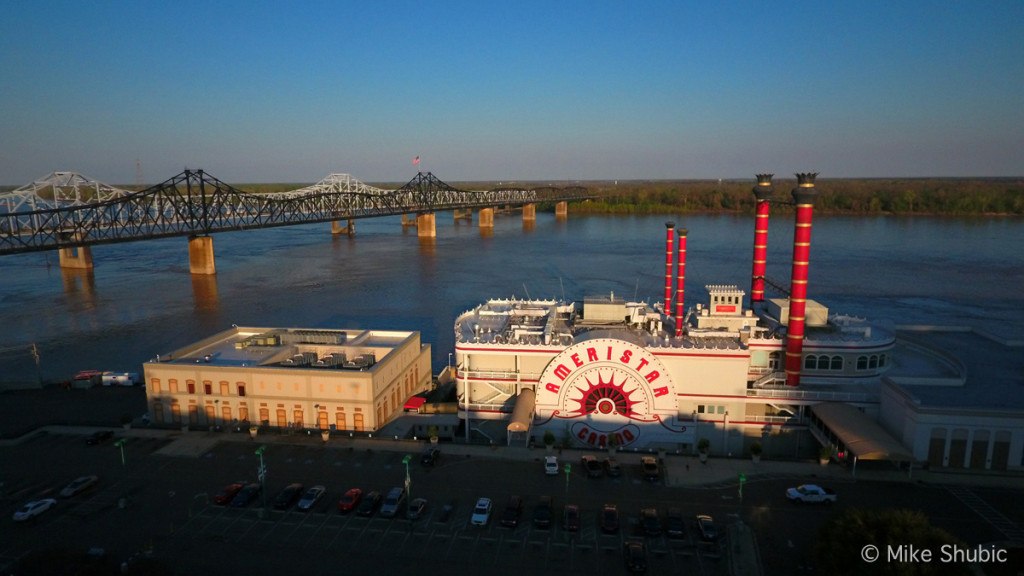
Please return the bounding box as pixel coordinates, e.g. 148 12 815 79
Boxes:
114 438 127 467
255 445 267 510
402 454 412 500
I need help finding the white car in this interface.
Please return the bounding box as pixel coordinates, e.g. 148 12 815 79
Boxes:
470 497 492 526
60 475 99 498
296 485 326 511
544 456 559 475
13 498 57 521
785 484 837 503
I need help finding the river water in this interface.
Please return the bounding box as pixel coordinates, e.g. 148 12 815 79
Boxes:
1 213 1022 388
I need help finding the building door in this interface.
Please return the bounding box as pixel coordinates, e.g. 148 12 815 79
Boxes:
204 405 215 425
353 413 364 431
188 405 199 425
276 409 287 428
318 411 328 430
171 403 181 424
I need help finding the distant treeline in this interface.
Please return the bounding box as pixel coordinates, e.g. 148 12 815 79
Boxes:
569 178 1024 216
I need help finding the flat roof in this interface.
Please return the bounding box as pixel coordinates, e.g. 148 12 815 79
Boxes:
150 326 418 372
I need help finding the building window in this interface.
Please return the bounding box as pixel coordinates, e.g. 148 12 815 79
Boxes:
239 406 249 422
697 405 706 414
830 356 843 370
869 355 879 369
879 354 887 367
804 355 817 370
336 411 346 430
150 379 161 394
186 380 196 394
293 410 303 428
237 384 246 397
259 407 269 425
203 381 212 395
353 412 364 431
220 381 229 396
857 356 868 370
169 379 178 394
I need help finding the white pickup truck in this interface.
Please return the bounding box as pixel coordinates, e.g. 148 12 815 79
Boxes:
785 484 837 503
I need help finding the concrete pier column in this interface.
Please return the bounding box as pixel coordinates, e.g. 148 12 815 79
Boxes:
453 209 472 222
58 245 94 270
401 214 417 227
479 207 495 228
522 203 536 221
331 219 355 236
416 212 436 238
555 201 568 219
188 235 216 275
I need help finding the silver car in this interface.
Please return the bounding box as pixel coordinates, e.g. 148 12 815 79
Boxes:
60 475 98 498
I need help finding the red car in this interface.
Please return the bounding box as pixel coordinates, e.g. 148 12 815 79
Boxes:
337 488 363 513
214 481 247 506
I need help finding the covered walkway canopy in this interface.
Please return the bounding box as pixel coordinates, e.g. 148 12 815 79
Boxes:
810 403 916 474
506 388 536 446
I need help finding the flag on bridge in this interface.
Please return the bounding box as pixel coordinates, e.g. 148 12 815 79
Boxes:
412 156 420 166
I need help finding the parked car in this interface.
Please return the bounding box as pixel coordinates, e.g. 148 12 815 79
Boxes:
337 488 363 513
470 497 492 526
60 475 99 498
421 447 441 466
532 495 553 528
406 497 428 520
356 490 382 517
379 486 406 518
213 481 247 505
273 483 304 510
665 508 686 539
230 483 262 508
439 501 455 523
785 484 837 504
623 539 648 573
500 495 523 528
603 457 622 477
581 455 603 478
696 514 718 542
562 504 581 532
13 499 57 522
297 485 326 511
640 507 662 537
600 503 620 534
86 430 113 445
544 455 559 475
640 456 660 481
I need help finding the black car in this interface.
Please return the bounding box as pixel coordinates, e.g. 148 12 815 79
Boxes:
272 483 304 510
696 514 718 542
623 539 648 573
581 455 603 478
665 508 686 539
532 496 553 528
86 430 113 445
600 504 620 534
230 483 261 508
356 491 382 517
421 447 441 466
640 507 661 537
603 457 622 477
500 495 523 528
563 504 581 532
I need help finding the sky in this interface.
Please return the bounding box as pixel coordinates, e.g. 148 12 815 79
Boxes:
1 1 1022 185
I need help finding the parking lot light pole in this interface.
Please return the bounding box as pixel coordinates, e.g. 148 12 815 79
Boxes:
114 438 127 467
402 454 412 500
255 445 267 510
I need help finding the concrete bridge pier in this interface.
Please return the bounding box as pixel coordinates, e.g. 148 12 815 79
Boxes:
416 212 436 238
331 219 355 236
522 203 536 222
401 214 417 227
555 201 568 219
58 245 94 270
453 209 473 222
478 208 495 228
188 235 216 275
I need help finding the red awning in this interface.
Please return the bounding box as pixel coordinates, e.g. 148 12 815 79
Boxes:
403 396 427 411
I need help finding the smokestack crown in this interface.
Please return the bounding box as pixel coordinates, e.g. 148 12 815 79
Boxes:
792 172 820 205
678 227 688 237
753 173 774 201
665 221 675 229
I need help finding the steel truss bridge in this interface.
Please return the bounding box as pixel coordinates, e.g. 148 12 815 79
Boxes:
0 170 594 255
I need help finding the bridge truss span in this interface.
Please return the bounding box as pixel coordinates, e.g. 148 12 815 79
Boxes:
0 169 596 255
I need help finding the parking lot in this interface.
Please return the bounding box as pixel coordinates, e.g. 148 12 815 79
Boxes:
3 429 1022 575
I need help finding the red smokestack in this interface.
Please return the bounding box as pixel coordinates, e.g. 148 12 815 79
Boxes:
674 228 688 337
751 174 774 304
784 173 820 387
664 222 675 312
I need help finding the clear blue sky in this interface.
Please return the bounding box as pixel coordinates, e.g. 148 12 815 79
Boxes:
2 1 1021 184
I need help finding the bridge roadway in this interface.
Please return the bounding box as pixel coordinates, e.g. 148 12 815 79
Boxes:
0 169 596 274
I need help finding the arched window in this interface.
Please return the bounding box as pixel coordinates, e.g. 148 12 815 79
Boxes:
830 356 843 370
804 355 817 370
879 354 887 367
857 356 868 370
869 355 879 369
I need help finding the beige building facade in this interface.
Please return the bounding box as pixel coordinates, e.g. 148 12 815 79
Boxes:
143 326 431 433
